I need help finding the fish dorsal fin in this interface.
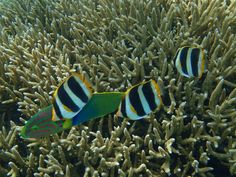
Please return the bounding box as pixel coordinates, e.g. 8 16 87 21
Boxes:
52 73 94 121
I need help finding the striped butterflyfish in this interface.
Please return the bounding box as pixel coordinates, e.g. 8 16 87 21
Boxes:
174 46 206 78
52 72 93 121
116 80 162 120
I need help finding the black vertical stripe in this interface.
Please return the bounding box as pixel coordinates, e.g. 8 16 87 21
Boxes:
190 48 200 77
53 100 63 119
142 81 157 111
129 85 146 116
58 84 80 112
180 47 189 75
120 97 127 118
67 76 88 103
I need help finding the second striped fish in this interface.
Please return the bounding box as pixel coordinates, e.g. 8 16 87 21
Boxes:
174 46 206 78
116 80 162 120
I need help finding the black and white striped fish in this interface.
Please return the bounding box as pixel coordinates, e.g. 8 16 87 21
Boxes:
174 46 206 78
116 80 162 120
52 73 93 121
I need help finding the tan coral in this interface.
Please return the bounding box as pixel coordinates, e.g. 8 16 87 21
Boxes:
0 0 236 176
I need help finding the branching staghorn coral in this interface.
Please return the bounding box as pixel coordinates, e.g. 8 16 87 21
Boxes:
0 0 236 176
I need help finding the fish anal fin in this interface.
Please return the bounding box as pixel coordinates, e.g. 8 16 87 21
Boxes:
62 119 73 129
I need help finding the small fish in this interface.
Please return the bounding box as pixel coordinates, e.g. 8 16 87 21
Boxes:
116 80 162 120
174 46 206 78
20 105 64 139
52 72 93 121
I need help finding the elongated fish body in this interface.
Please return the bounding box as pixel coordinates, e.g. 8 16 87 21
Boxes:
116 80 162 120
52 73 93 121
174 46 205 78
20 105 64 139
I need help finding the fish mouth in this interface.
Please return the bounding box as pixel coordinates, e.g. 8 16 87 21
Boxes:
19 126 37 140
19 126 28 139
19 127 26 138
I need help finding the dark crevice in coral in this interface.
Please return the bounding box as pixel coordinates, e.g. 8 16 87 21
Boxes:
0 103 21 130
208 156 231 177
0 0 235 176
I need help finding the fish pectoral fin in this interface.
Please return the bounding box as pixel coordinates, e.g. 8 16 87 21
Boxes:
62 119 73 129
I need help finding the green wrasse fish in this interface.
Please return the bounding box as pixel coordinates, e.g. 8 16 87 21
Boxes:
20 105 63 139
174 46 206 78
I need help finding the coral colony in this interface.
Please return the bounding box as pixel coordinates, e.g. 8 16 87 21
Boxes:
0 0 236 176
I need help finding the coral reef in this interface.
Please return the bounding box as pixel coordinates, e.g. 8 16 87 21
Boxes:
0 0 236 176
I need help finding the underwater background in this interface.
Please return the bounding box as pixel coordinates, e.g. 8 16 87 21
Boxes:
0 0 236 176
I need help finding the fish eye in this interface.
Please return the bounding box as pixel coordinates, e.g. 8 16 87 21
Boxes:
31 125 39 131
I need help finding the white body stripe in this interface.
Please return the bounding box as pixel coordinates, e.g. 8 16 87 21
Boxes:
175 49 189 78
74 76 92 98
138 85 151 114
64 80 86 109
125 91 141 120
54 93 78 119
186 48 193 77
